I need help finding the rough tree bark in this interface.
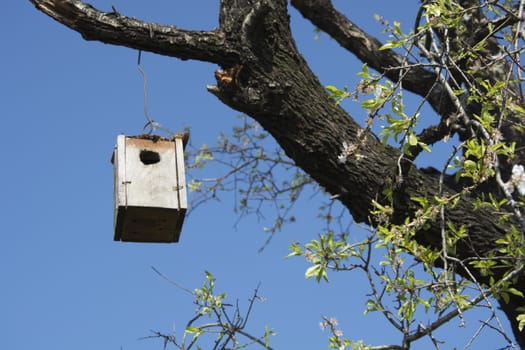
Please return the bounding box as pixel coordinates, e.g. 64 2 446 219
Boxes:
30 0 524 346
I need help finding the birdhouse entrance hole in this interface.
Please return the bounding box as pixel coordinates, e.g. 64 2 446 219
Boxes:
112 134 188 243
140 149 161 165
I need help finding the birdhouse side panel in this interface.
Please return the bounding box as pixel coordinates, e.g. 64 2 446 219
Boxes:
114 135 128 220
174 137 188 210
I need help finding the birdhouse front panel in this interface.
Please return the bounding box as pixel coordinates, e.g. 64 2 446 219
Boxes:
113 135 187 243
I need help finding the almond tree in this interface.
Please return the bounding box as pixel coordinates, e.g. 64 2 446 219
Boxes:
31 0 525 348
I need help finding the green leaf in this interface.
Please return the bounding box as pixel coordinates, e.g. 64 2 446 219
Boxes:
326 85 340 94
287 242 303 258
518 313 525 332
508 288 524 298
411 196 428 208
205 271 214 283
502 291 510 304
408 133 417 146
305 265 319 279
357 63 370 78
361 98 383 110
380 40 402 50
305 265 328 282
264 326 274 347
188 179 202 192
513 104 525 115
325 85 350 104
418 141 432 153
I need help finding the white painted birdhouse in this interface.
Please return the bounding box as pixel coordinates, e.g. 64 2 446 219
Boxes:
112 134 188 243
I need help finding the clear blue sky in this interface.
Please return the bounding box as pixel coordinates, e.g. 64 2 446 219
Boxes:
1 1 514 349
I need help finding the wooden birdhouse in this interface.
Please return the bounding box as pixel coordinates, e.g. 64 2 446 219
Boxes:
112 134 188 243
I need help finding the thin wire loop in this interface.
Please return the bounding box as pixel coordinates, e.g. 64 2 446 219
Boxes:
137 50 176 137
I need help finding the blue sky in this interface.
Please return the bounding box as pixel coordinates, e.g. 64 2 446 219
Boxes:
1 1 515 349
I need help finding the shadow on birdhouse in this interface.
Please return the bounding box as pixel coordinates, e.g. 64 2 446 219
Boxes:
111 134 188 243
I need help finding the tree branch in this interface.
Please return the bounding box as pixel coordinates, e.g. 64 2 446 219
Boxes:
291 0 454 118
30 0 239 65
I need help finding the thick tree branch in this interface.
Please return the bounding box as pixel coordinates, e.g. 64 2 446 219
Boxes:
30 0 239 65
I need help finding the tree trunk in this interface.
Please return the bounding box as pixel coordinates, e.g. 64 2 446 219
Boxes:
30 0 525 346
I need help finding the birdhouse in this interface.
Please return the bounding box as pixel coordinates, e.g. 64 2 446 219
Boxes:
112 134 188 243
